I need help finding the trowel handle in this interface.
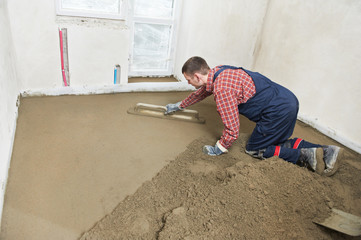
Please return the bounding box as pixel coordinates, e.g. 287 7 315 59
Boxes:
135 103 167 112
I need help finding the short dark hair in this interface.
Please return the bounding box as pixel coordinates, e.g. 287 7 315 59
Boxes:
182 56 210 75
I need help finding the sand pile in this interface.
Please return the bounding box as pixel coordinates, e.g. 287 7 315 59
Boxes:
80 137 361 240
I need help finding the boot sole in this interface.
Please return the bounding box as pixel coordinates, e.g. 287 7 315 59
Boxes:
323 147 344 177
315 148 325 175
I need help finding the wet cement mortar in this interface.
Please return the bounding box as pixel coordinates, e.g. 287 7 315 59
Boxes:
80 135 361 240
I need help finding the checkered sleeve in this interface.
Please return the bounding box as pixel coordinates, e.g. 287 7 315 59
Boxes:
180 86 212 108
214 89 240 149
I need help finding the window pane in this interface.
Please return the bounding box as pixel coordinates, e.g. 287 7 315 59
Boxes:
132 23 172 70
62 0 120 13
134 0 174 19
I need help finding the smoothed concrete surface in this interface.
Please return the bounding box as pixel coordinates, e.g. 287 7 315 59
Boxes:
0 92 227 239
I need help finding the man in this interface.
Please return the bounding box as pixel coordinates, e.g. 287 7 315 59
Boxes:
165 56 342 176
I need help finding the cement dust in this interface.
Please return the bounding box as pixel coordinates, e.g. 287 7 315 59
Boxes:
80 135 361 240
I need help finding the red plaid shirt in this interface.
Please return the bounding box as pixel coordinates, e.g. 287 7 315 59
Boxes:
180 66 256 149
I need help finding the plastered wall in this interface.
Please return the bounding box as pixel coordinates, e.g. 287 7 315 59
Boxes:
253 0 361 152
6 0 130 91
64 23 129 87
0 0 21 222
174 0 269 81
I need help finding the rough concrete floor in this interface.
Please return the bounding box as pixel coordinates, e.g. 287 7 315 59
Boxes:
0 92 358 239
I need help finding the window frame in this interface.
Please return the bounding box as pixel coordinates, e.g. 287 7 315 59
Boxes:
55 0 128 20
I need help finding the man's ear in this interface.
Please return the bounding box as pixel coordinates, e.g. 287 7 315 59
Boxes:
195 72 207 85
194 73 201 82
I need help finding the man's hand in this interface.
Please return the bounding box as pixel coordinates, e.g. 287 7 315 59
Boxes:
165 102 183 115
202 141 228 156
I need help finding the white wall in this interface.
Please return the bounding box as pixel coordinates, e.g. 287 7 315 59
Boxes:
0 0 21 223
65 24 129 87
174 0 269 81
253 0 361 153
6 0 130 91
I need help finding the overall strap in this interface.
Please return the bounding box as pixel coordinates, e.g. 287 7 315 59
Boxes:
212 65 241 83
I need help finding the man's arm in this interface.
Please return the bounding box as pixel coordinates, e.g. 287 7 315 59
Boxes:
215 90 240 149
180 86 212 108
165 86 211 114
202 89 239 156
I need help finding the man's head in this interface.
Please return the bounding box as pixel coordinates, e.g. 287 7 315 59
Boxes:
182 56 210 75
182 56 210 89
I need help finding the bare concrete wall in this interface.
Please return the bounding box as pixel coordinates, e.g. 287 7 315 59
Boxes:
6 0 130 91
253 0 361 152
174 0 269 81
0 0 20 223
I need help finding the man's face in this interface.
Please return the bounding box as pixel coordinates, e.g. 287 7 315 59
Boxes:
184 73 203 89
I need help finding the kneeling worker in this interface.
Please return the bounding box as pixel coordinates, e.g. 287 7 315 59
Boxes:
165 56 342 176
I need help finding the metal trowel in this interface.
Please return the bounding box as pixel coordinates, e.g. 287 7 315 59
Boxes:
127 103 206 124
313 208 361 236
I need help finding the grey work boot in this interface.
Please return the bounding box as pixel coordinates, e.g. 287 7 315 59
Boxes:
323 145 343 177
297 148 323 171
245 149 266 160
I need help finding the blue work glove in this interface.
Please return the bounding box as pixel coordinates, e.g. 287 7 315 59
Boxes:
202 141 228 156
165 101 183 115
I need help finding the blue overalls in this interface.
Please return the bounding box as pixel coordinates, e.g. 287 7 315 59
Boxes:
213 66 320 163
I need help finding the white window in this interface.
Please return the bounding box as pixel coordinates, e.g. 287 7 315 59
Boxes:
129 0 179 76
56 0 127 20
